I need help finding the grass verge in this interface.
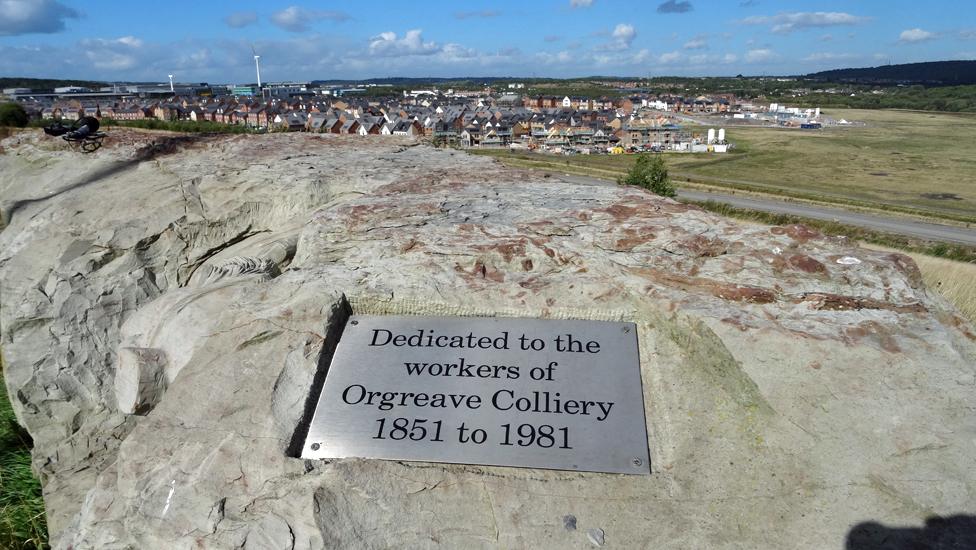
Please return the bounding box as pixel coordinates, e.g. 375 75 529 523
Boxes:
0 362 47 550
470 149 976 226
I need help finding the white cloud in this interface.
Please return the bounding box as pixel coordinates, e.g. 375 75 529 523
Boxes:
745 48 776 62
658 51 682 64
570 0 593 7
0 0 79 36
537 50 574 64
683 37 707 50
803 52 857 62
631 49 651 64
368 29 440 56
79 36 145 71
271 6 349 32
225 12 258 29
0 20 803 82
613 24 636 44
898 28 935 43
677 52 739 65
742 12 868 34
960 29 976 40
440 43 478 61
116 36 143 48
80 36 143 49
596 23 636 51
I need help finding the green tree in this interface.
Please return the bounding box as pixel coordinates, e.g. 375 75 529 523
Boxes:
0 103 28 128
618 153 676 197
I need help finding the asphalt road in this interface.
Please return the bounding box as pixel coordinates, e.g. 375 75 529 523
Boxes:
556 174 976 247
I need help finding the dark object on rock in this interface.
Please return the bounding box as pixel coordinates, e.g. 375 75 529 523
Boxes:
43 122 69 136
65 117 100 140
846 515 976 550
47 116 107 153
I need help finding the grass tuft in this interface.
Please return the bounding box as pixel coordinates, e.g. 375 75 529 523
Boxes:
0 365 48 550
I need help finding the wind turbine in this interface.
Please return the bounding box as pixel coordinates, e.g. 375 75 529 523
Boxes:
168 74 174 93
251 45 262 89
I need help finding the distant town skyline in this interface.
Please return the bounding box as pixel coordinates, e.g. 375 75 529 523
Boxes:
0 0 973 83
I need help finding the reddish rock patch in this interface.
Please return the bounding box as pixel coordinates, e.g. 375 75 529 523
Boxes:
472 239 527 263
937 312 976 341
711 284 777 304
683 235 729 257
787 254 827 274
601 203 639 222
845 321 902 353
883 253 925 289
630 266 777 304
454 259 504 284
518 276 550 291
771 224 821 243
799 293 926 314
399 239 422 253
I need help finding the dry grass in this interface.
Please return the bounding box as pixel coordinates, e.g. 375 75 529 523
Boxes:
915 255 976 322
473 108 976 223
668 109 976 220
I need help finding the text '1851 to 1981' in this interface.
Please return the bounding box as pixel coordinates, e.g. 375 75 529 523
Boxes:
301 315 650 475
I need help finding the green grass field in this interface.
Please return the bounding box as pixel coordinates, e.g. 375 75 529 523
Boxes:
0 366 46 550
472 109 976 222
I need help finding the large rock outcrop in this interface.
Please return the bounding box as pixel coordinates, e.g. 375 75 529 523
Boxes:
1 130 974 548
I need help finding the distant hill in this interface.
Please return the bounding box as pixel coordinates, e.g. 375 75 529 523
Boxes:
805 60 976 86
0 77 108 91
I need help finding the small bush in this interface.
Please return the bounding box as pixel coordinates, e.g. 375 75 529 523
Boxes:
0 104 28 128
618 153 676 197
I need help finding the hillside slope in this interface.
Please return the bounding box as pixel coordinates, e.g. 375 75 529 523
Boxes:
806 60 976 85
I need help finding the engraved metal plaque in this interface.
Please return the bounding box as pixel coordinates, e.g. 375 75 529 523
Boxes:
301 315 650 474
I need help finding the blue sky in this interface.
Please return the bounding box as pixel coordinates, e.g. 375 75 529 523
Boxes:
0 0 973 83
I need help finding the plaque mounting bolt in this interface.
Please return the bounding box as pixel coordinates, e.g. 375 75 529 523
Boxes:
350 320 358 325
310 443 321 451
622 326 631 333
632 458 643 467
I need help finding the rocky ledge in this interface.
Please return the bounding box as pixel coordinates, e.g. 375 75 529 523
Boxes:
1 130 974 548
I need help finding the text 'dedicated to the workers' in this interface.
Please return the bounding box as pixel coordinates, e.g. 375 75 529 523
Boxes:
301 315 650 474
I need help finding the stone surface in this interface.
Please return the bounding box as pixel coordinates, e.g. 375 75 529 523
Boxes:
1 129 974 549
